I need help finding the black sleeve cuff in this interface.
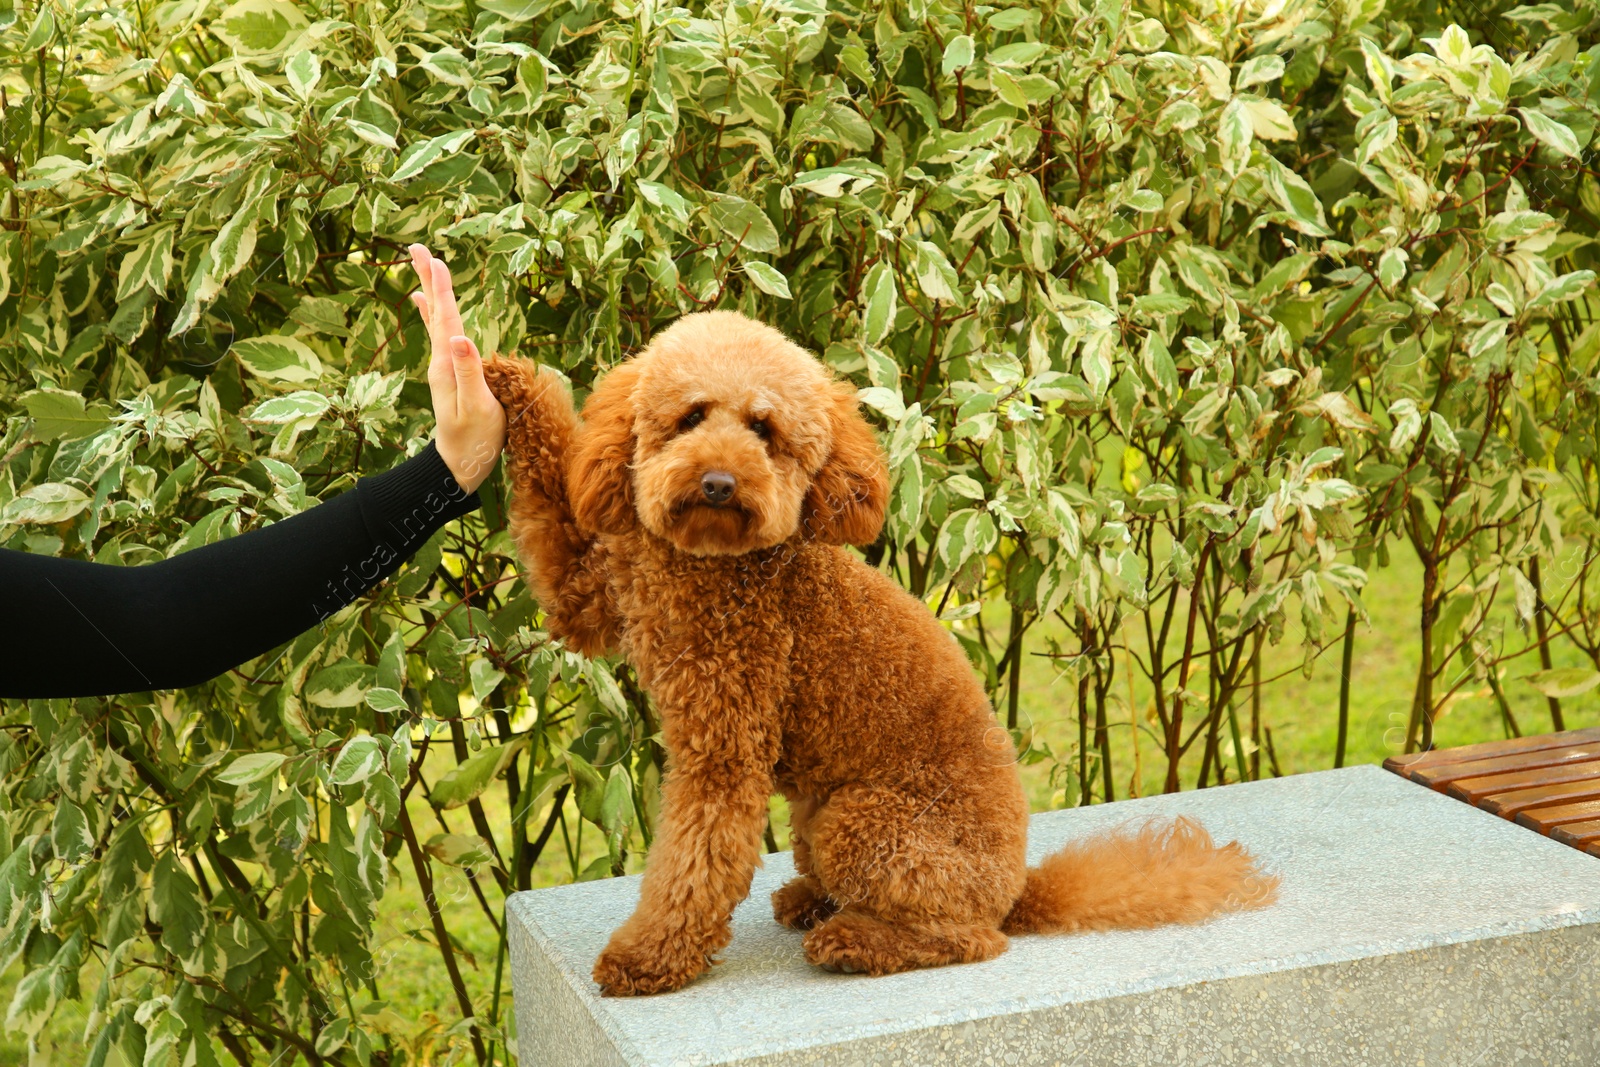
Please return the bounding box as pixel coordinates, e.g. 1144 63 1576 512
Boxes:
356 440 481 552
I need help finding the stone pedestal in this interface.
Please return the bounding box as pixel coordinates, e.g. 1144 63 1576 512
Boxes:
508 765 1600 1066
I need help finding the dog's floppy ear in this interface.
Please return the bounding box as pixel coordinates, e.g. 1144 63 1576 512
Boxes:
802 381 889 546
568 361 642 536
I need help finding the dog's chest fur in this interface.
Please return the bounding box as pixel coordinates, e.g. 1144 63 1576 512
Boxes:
591 530 998 798
601 531 806 696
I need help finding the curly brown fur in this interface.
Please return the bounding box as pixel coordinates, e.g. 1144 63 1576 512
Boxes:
483 310 1277 996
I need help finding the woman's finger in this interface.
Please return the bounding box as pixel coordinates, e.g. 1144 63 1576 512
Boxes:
429 258 465 340
411 246 459 399
408 245 434 317
449 336 484 407
409 245 449 361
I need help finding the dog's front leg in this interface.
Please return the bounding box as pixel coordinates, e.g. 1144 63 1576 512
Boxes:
480 357 622 656
592 684 781 996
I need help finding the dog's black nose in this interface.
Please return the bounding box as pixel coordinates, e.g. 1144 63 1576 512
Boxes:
701 471 736 505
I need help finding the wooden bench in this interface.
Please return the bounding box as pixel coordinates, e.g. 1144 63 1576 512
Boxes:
1385 727 1600 855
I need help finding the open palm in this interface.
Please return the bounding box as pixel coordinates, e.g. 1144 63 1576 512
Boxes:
408 244 507 493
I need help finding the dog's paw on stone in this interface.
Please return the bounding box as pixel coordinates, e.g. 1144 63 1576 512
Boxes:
592 933 711 996
771 877 838 931
801 915 885 977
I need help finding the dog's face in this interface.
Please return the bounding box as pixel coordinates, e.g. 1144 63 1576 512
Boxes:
568 311 889 556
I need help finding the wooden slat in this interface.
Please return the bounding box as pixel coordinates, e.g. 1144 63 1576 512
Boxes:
1481 779 1600 819
1414 751 1600 793
1445 759 1600 804
1385 728 1600 861
1384 727 1600 779
1516 799 1600 834
1551 819 1600 849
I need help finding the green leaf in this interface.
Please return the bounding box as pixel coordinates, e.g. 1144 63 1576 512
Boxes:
601 764 633 841
480 0 557 19
1263 156 1329 236
1530 270 1595 307
857 386 907 421
1359 113 1398 163
1485 210 1555 244
116 225 176 301
210 0 308 55
22 390 111 441
420 48 472 87
469 657 505 705
365 687 408 714
1133 293 1190 317
1235 55 1284 89
1522 668 1600 698
431 739 527 810
329 735 384 785
151 854 207 959
862 261 897 343
912 241 962 304
217 753 288 786
23 155 87 188
231 336 326 385
1519 108 1582 158
792 167 875 197
942 34 975 75
1240 97 1297 140
51 799 94 862
0 846 40 950
566 751 607 823
424 833 497 869
946 474 986 500
285 50 321 100
307 664 376 708
345 119 398 150
1126 17 1167 52
1428 411 1461 453
987 41 1048 68
322 183 359 211
5 965 56 1038
22 5 55 49
637 180 692 224
315 1018 351 1057
2 483 91 525
391 128 476 183
990 69 1031 110
1377 248 1407 288
1168 244 1231 307
706 193 779 253
743 260 791 299
246 391 330 423
1218 99 1253 176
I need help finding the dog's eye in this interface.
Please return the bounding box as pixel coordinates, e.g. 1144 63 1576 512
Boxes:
678 409 704 433
749 419 771 440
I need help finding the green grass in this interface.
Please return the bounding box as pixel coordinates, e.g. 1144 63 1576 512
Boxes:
1003 547 1598 810
5 550 1597 1065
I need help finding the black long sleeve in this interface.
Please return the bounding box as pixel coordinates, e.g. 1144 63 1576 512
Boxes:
0 442 480 699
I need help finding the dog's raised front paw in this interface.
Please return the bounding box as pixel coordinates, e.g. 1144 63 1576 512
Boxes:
592 930 712 996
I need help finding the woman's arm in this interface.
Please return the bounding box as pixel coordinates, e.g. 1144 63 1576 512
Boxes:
0 442 477 699
1 247 505 700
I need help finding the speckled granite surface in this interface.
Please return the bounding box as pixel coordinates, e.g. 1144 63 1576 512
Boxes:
509 765 1600 1066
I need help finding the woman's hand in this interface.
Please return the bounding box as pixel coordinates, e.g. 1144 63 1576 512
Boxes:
408 245 507 494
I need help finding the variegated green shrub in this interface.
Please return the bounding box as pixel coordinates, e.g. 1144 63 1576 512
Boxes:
2 0 1600 1062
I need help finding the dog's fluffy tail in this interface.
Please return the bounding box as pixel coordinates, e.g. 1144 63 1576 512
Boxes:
1001 816 1277 935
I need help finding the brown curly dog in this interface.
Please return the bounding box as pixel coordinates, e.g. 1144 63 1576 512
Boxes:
482 311 1276 996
